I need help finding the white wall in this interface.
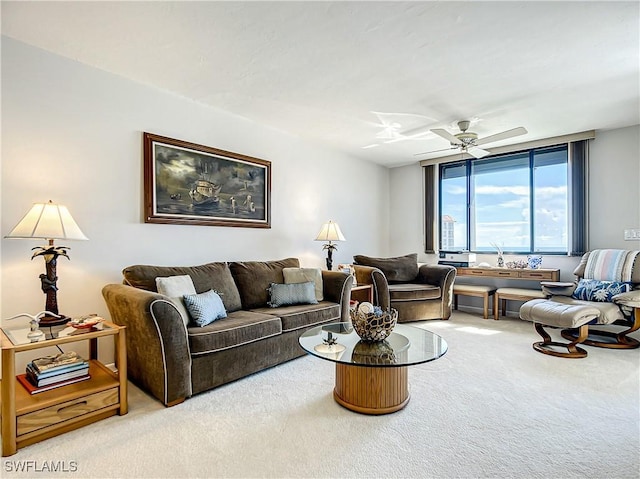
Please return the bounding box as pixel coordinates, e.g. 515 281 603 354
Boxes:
588 125 640 249
0 38 390 329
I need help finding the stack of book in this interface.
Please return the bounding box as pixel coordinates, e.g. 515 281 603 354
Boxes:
18 351 90 394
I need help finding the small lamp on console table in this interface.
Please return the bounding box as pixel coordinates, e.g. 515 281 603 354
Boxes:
4 200 88 326
315 220 346 270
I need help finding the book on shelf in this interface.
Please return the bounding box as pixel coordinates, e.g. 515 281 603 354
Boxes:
31 351 85 374
26 363 90 387
17 373 91 395
26 361 89 380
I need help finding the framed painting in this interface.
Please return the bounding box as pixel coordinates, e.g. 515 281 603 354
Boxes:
143 133 271 228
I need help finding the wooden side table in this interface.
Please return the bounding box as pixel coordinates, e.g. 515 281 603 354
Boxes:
1 321 127 456
351 283 374 304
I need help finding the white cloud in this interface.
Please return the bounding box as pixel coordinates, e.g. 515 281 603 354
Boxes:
445 185 466 195
535 186 567 199
475 185 529 196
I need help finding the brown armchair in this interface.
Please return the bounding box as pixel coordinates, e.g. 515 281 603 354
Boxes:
352 253 457 322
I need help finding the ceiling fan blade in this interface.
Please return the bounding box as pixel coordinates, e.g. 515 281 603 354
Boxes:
413 147 455 157
467 147 491 159
475 127 527 146
431 128 462 145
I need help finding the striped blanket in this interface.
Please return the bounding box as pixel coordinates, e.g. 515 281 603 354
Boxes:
583 249 640 282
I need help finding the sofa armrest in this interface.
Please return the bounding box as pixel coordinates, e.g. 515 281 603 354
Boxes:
352 265 390 311
102 284 192 406
417 264 457 316
321 270 353 321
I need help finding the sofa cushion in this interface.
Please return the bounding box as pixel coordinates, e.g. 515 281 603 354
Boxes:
283 267 324 301
268 282 318 308
155 275 196 327
251 301 340 332
229 258 300 309
353 253 418 283
187 310 282 355
183 290 227 327
389 283 441 301
123 262 242 313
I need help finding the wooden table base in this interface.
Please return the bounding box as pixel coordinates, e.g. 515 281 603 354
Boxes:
333 363 410 415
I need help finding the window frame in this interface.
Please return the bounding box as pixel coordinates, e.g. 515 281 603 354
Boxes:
437 145 570 255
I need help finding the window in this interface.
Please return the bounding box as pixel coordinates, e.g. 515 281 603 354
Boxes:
438 145 569 254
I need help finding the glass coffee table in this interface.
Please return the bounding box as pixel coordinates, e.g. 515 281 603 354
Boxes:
299 322 447 415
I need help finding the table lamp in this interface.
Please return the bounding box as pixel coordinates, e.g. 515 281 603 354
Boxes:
315 220 345 270
4 200 88 325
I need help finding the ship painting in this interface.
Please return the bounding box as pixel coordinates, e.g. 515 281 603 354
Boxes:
189 160 222 206
189 179 221 206
145 133 270 228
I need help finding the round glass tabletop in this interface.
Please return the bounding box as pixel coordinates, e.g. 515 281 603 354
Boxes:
298 322 447 367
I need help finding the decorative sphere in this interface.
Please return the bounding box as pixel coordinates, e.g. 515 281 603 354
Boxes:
358 302 375 315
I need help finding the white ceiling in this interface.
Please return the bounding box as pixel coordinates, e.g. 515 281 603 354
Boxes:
2 1 639 167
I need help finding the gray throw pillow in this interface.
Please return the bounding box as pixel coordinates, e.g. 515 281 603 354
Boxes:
183 290 227 327
267 282 318 308
353 253 419 282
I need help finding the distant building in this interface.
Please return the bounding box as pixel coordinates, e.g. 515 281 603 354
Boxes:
441 215 455 250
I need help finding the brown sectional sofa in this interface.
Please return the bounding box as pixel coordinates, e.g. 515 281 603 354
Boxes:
102 258 352 406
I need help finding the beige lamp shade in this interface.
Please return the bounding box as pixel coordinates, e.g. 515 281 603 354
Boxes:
5 200 87 325
315 220 346 242
5 201 88 241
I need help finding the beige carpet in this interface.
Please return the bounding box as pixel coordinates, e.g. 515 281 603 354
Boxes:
3 311 639 478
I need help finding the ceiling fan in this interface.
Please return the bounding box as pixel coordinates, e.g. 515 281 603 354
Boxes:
415 120 528 159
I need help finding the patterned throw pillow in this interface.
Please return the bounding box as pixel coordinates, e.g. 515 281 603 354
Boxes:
267 282 318 308
572 279 632 302
183 290 227 327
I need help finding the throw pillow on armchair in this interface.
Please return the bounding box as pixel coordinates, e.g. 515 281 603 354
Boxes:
353 253 419 283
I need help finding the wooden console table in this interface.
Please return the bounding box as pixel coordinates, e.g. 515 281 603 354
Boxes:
455 267 560 282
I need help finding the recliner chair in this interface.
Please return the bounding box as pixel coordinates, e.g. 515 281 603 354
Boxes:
520 249 640 356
